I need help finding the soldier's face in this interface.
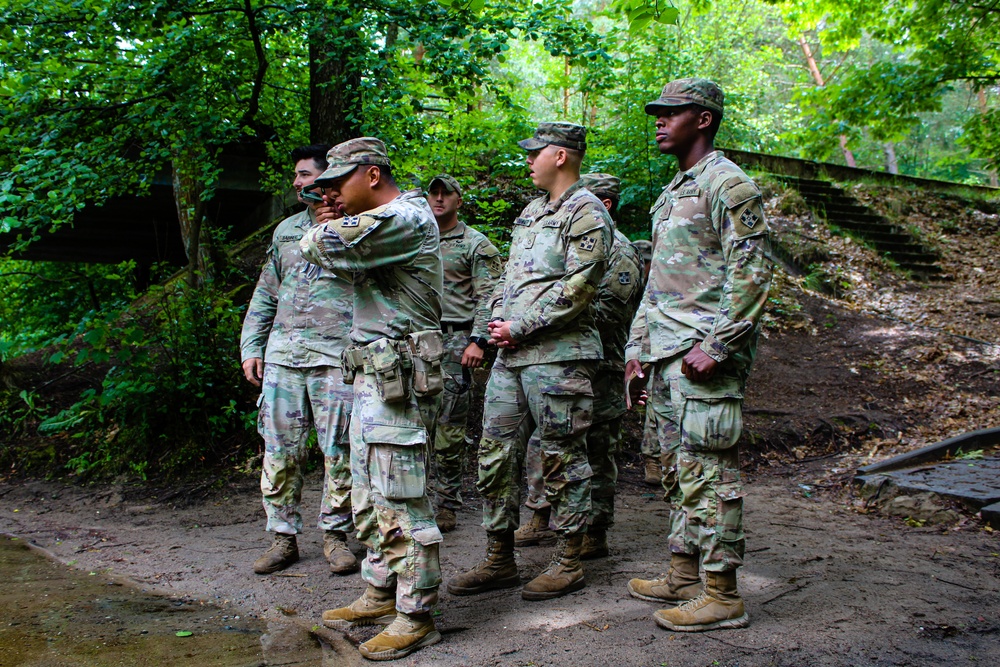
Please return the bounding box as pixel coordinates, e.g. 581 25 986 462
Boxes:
427 185 461 222
292 158 325 204
321 166 380 216
654 107 703 156
526 145 558 190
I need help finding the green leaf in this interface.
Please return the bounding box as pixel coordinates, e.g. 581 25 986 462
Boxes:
175 631 193 637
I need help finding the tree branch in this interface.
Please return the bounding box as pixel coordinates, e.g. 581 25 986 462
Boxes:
239 0 269 129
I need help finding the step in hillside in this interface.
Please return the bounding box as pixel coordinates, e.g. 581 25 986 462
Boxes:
777 176 945 279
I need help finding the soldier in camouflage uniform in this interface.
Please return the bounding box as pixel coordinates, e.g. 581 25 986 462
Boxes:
630 238 664 487
448 122 611 601
516 173 644 561
624 79 773 632
239 144 358 577
425 174 502 533
299 138 444 661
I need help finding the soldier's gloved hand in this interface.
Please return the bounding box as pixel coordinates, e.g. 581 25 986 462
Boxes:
242 358 263 387
681 346 718 383
625 359 649 409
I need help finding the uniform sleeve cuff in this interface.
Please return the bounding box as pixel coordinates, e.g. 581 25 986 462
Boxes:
700 335 729 363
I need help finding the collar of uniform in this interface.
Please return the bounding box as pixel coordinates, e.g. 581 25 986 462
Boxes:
296 206 318 229
439 219 467 240
669 150 724 191
541 178 587 215
398 188 425 203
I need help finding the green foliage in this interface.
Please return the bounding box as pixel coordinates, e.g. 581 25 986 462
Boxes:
35 281 256 479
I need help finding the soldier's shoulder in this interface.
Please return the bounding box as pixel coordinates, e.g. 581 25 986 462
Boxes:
272 211 310 242
467 227 501 256
704 160 760 209
327 203 396 246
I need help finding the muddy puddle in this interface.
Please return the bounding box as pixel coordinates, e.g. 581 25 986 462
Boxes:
0 537 340 667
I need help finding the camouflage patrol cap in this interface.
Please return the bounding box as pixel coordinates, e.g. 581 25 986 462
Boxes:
632 239 653 263
518 122 587 151
645 78 724 115
428 173 462 197
581 173 620 201
315 137 392 185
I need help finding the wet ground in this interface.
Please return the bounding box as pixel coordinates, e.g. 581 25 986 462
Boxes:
0 536 328 667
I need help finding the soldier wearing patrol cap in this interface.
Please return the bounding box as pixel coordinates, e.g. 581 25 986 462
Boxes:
515 173 644 561
240 144 358 578
300 138 445 661
424 173 502 533
448 122 612 601
624 78 773 632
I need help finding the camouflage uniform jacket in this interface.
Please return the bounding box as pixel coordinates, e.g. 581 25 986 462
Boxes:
240 207 353 366
626 151 773 375
491 180 612 368
299 189 443 344
440 220 503 339
594 229 644 372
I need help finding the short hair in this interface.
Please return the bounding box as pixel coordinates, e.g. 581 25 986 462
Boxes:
560 146 585 168
290 144 332 170
372 163 395 185
691 104 723 139
604 195 619 216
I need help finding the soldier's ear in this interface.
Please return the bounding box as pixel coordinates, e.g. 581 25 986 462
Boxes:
367 165 382 187
554 147 568 167
601 198 613 212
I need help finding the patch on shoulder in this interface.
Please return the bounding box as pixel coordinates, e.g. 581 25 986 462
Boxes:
332 213 383 246
721 180 761 210
569 208 605 238
728 199 767 239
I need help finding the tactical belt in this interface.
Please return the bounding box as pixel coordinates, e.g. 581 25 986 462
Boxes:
342 340 412 375
441 320 474 334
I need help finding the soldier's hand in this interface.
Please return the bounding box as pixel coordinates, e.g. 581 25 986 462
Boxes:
315 195 344 224
242 358 263 387
488 320 517 348
681 346 718 383
625 359 649 409
461 342 484 368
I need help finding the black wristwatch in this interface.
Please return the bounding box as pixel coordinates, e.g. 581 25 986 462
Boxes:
469 336 489 350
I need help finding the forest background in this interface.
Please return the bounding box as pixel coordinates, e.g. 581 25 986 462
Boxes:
0 0 997 479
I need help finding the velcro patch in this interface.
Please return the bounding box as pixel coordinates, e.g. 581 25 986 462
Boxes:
277 235 303 243
332 213 381 246
730 200 767 239
618 272 631 285
579 236 597 251
513 216 532 226
721 180 761 210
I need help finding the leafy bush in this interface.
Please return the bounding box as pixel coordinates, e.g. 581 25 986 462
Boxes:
38 281 257 479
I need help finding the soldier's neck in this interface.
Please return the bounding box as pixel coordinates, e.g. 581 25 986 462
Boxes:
546 170 582 203
436 215 459 233
676 139 715 172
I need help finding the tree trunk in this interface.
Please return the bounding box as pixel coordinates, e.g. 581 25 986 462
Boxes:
309 9 365 145
977 89 999 188
883 142 899 174
171 156 212 287
799 36 857 168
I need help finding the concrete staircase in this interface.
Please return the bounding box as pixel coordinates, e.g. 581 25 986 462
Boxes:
780 176 944 280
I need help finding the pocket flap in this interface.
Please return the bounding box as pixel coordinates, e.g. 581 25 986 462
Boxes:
362 424 427 447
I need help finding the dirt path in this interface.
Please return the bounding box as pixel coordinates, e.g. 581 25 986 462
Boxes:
2 457 998 667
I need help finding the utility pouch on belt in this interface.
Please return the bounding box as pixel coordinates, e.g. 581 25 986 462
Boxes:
406 330 445 398
366 338 408 402
340 347 361 385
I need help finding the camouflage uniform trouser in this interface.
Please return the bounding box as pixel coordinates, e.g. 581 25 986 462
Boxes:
647 354 746 572
478 360 595 535
259 363 353 535
350 370 443 615
525 365 624 530
431 330 473 511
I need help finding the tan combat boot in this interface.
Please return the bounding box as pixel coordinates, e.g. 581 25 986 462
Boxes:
323 530 360 575
253 533 298 574
513 507 555 546
446 531 520 595
358 611 441 661
521 533 586 601
643 455 662 486
653 570 749 632
628 552 703 603
322 584 396 630
580 527 609 560
435 508 457 533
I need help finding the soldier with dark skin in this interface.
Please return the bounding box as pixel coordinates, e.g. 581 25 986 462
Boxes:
300 138 445 661
447 122 612 601
240 144 358 577
625 78 773 633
